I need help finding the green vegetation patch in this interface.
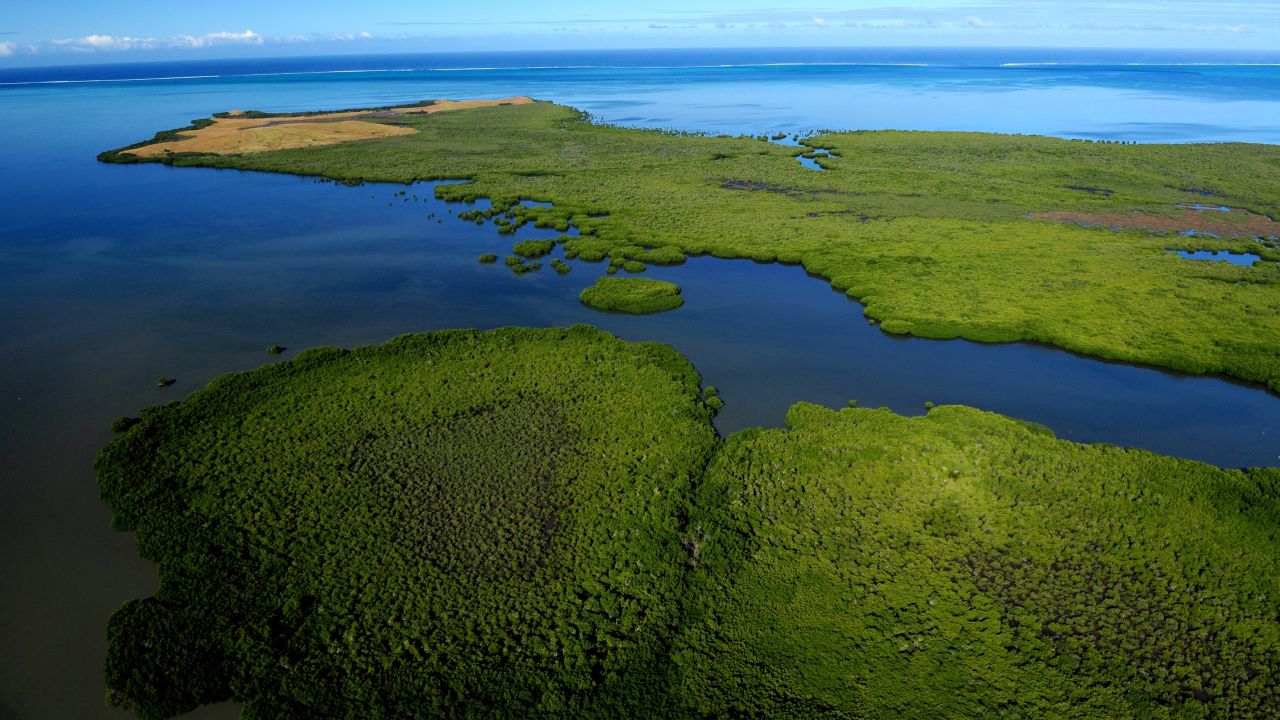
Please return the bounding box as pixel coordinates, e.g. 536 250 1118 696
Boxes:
97 326 718 718
512 239 556 258
104 101 1280 391
99 330 1280 718
678 403 1280 719
579 277 684 315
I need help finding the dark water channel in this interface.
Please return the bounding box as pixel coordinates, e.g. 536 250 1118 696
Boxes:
1 107 1279 720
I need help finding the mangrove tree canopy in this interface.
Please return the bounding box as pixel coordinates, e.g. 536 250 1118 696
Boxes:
99 328 1280 718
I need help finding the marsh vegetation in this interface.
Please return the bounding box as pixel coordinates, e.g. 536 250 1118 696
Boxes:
102 100 1280 392
99 329 1280 719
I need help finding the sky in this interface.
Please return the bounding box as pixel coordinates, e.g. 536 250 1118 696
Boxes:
3 1 1280 66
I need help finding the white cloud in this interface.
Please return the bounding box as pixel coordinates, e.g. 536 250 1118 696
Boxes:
811 17 829 28
175 29 263 48
30 28 381 56
0 42 14 57
278 31 375 44
51 34 156 51
49 29 263 53
965 16 996 28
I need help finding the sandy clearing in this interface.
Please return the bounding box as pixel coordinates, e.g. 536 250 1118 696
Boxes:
124 96 534 158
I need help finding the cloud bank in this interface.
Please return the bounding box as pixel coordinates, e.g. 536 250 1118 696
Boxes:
8 28 377 57
48 29 261 53
3 2 1278 61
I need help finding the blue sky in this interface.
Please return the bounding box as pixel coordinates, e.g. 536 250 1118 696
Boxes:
3 1 1279 65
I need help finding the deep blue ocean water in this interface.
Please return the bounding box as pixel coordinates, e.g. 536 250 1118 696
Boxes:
2 48 1279 719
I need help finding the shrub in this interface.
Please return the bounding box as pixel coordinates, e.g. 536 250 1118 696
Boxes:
579 278 684 315
109 416 140 434
641 246 686 265
512 239 556 258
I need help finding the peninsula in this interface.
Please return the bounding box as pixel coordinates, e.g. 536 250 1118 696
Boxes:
102 98 1280 391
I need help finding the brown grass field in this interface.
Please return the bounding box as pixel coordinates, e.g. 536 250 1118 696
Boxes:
124 96 535 157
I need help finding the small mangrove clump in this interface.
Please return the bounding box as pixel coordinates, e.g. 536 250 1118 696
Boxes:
639 246 686 265
702 386 724 415
266 345 286 356
155 377 174 389
512 239 556 258
551 258 572 274
579 277 684 315
478 253 499 264
109 416 140 434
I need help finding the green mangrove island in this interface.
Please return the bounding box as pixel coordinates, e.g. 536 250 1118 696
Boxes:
579 277 684 314
99 327 1278 718
104 99 1280 391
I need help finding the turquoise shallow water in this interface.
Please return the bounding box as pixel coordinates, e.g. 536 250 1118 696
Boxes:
2 48 1279 719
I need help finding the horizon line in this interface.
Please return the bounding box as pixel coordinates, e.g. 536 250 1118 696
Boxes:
6 44 1280 73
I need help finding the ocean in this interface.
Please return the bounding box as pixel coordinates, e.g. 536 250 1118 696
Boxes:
1 47 1278 719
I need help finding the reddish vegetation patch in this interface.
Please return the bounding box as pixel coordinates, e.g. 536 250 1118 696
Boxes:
1035 208 1280 238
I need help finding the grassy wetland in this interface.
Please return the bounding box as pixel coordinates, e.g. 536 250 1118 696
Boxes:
104 99 1280 391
